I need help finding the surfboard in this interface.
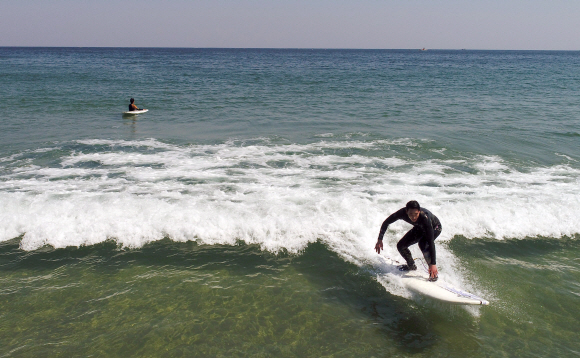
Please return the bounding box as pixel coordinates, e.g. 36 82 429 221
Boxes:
382 257 489 305
122 109 148 115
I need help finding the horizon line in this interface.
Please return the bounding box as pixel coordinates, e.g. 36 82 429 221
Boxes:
1 46 579 52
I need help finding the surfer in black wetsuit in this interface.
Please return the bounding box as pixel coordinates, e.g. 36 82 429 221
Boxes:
129 98 140 111
374 200 442 280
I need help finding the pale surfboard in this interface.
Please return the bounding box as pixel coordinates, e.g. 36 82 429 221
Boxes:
122 109 148 115
382 257 489 305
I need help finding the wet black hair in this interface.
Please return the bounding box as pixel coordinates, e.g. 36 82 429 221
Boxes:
406 200 420 211
130 98 135 103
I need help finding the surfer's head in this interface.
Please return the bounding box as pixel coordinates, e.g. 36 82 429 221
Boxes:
406 200 421 222
406 200 420 211
130 98 135 104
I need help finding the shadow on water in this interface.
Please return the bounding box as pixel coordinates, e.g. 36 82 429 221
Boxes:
448 234 580 261
0 236 284 276
0 236 484 357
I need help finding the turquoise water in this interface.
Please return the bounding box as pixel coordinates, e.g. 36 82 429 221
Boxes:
0 48 579 357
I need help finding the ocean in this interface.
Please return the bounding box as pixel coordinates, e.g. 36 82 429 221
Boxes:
0 47 579 357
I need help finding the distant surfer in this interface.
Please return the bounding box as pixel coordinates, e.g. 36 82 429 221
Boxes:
374 200 442 280
128 98 140 111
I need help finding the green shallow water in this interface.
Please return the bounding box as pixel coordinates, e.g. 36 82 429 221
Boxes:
1 237 579 357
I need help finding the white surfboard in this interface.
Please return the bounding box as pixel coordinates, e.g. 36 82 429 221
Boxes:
383 257 489 305
122 109 148 115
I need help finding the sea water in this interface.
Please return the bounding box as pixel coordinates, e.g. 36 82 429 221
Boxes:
0 48 579 357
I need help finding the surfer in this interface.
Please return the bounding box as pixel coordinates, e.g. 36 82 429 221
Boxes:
374 200 442 280
128 98 140 111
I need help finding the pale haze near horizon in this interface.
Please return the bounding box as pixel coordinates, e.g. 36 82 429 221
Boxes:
1 0 579 50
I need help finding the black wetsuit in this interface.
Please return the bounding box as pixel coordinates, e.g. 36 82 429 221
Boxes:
378 208 442 266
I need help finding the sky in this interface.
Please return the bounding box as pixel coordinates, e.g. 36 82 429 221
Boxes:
1 0 579 50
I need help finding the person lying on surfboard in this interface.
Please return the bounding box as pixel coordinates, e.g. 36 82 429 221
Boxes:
374 200 442 281
128 98 141 111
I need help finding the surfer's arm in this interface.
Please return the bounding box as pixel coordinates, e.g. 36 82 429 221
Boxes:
422 216 437 266
377 208 406 240
375 220 390 253
375 208 405 253
418 215 438 279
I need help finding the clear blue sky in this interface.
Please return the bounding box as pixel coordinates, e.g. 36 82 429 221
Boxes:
1 0 579 50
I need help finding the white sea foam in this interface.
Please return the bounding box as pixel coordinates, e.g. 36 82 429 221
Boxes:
1 138 578 301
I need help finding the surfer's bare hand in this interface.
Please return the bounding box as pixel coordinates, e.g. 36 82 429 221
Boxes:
429 264 438 278
375 240 383 254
